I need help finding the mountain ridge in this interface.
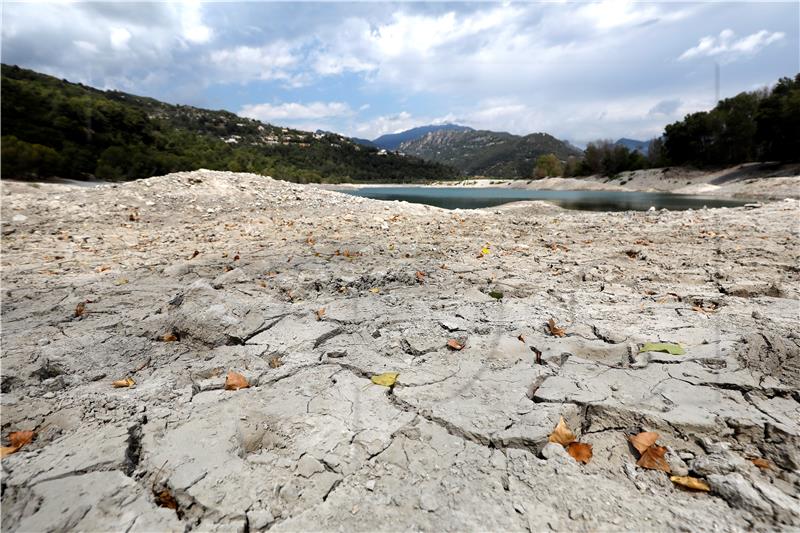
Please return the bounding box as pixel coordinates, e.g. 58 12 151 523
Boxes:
399 128 583 178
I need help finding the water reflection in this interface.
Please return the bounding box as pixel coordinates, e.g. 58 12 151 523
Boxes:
343 187 748 212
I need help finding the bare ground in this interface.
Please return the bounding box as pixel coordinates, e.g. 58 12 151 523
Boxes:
1 171 799 532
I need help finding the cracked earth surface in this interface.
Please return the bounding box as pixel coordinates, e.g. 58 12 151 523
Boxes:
1 171 799 531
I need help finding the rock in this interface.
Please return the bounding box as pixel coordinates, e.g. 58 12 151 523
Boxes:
707 473 772 515
692 451 748 476
248 510 275 530
541 442 568 460
12 214 27 222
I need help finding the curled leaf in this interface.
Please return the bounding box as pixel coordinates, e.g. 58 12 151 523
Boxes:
0 446 19 459
548 416 577 446
480 246 491 256
161 332 178 342
628 431 660 454
547 318 566 337
670 475 710 492
369 287 380 294
316 308 326 321
371 372 399 387
415 271 425 283
567 442 593 464
74 301 86 318
639 342 685 355
517 334 525 343
636 444 671 472
268 355 283 368
155 488 179 511
446 339 464 351
112 377 135 388
488 291 504 300
224 371 250 390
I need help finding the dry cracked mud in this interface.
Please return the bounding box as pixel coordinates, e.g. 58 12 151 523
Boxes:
1 170 799 532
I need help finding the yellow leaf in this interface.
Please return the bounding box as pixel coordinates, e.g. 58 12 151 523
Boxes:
115 278 129 285
548 416 577 445
369 287 380 294
670 475 710 492
480 246 491 256
371 372 399 387
1 446 20 459
112 377 135 388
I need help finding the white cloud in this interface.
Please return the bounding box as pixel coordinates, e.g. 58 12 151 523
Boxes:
209 41 301 83
239 101 354 123
679 29 785 62
110 27 131 50
178 1 212 44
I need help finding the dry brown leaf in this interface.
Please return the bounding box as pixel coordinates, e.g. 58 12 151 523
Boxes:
670 475 710 491
155 488 178 510
224 371 249 390
8 430 35 449
446 339 464 351
749 457 772 470
636 445 671 472
547 318 566 337
112 377 135 388
74 301 86 318
162 332 178 342
189 250 200 260
628 431 660 454
567 442 593 464
548 416 576 446
517 334 526 343
268 355 283 368
415 271 425 283
316 308 326 321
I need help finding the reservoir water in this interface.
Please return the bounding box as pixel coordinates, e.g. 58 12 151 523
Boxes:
341 187 749 211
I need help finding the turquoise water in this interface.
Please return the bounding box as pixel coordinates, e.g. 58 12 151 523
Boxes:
342 187 748 211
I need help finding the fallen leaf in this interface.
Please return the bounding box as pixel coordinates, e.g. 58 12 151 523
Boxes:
233 254 240 261
488 291 504 299
749 457 772 470
74 301 86 318
189 250 200 259
112 377 135 388
316 308 326 321
8 430 35 449
268 355 283 368
370 372 399 387
224 371 250 390
161 332 178 342
480 246 491 256
548 416 577 446
517 334 526 343
636 444 671 472
670 475 710 491
115 278 129 285
547 318 566 337
415 271 425 283
369 287 380 294
0 446 19 458
639 342 685 355
628 431 661 454
155 488 179 511
446 339 464 351
567 442 593 464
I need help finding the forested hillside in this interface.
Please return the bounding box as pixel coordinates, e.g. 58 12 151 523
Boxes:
0 65 458 183
664 74 800 166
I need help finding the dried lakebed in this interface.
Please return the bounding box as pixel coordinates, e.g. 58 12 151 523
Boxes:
1 170 798 532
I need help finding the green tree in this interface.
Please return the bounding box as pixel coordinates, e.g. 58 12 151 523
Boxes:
534 153 563 178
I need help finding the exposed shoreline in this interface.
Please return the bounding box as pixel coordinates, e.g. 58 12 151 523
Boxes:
1 170 798 531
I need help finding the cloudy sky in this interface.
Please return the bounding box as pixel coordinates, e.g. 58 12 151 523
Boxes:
2 1 797 144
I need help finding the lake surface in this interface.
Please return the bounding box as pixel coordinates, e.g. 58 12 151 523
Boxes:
342 187 749 211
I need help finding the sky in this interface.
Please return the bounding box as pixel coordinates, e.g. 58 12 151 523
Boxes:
2 1 798 145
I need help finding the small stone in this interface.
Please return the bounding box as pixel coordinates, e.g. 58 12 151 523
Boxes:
296 454 325 478
12 214 27 222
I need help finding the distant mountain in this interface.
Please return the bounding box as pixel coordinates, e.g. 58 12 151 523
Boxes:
1 64 458 183
350 137 377 148
372 124 473 151
400 129 583 179
615 138 650 155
